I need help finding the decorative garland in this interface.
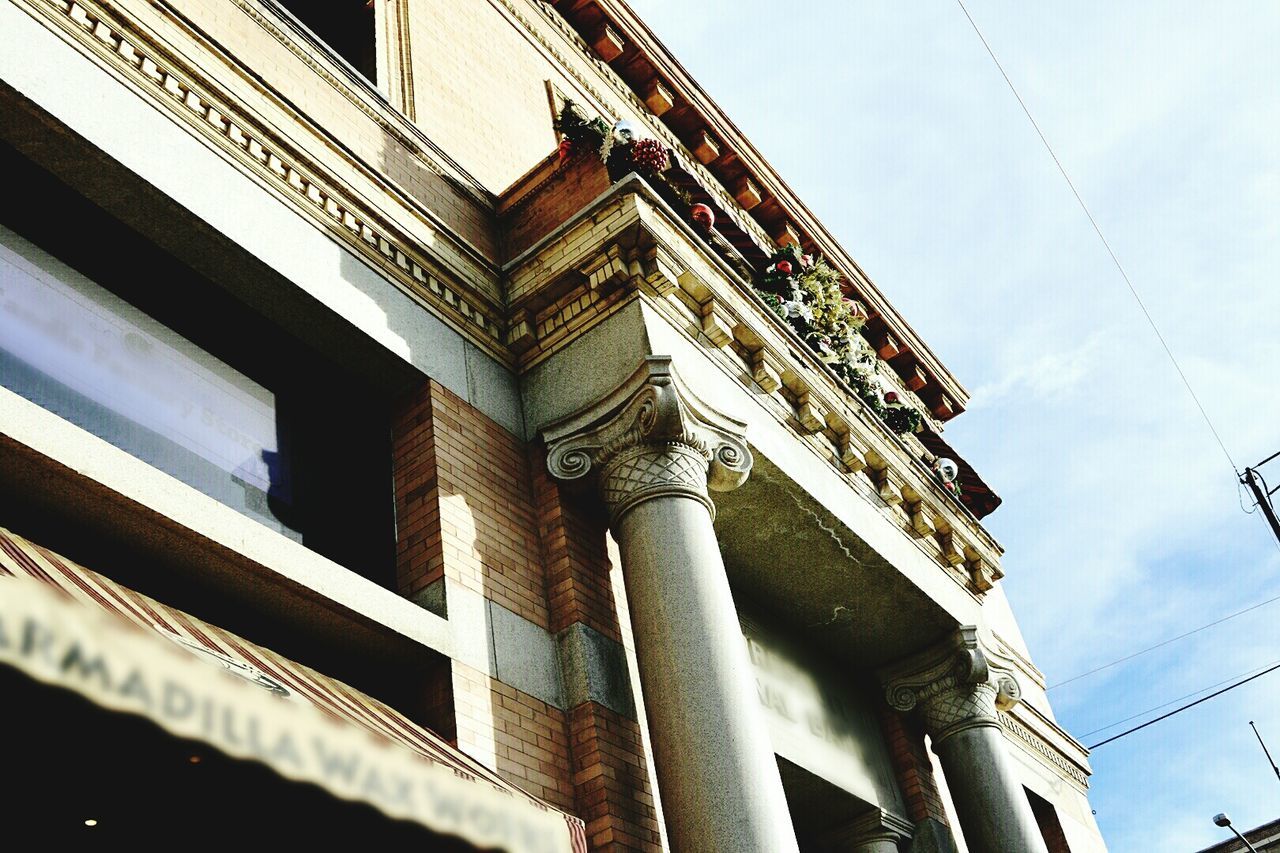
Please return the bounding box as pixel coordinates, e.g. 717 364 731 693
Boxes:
754 245 923 436
553 102 922 437
555 102 675 186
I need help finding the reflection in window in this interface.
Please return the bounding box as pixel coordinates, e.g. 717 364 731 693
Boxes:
0 224 298 534
0 219 394 588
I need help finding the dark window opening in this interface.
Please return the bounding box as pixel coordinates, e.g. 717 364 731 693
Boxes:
277 0 378 84
0 144 395 590
1026 787 1072 853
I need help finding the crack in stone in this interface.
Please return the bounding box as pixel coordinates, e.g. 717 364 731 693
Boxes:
811 604 855 627
786 488 861 565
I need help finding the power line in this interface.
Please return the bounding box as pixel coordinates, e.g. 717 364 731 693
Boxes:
953 0 1240 477
1049 591 1280 690
1081 658 1280 739
1088 660 1280 749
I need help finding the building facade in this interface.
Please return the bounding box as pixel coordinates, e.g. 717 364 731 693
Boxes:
0 0 1108 850
1197 819 1280 853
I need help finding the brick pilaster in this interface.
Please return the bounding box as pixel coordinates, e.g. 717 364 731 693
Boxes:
879 704 952 827
532 447 662 851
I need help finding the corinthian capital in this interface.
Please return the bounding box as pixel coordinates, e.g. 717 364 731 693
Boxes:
880 626 1023 744
542 356 752 525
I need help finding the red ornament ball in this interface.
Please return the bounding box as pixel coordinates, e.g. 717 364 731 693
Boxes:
628 138 670 176
776 260 793 275
690 203 715 229
883 390 899 404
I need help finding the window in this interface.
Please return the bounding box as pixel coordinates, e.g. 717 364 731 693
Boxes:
276 0 379 85
1026 787 1072 853
0 154 395 588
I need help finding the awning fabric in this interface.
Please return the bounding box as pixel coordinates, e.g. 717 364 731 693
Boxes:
0 526 587 853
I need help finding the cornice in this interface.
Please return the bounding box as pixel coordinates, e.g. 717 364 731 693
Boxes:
14 0 512 364
150 0 500 275
999 709 1091 791
234 0 490 202
990 630 1047 691
486 0 775 255
555 0 971 413
506 176 1003 592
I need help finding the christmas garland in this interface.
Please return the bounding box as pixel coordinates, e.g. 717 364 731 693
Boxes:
555 102 673 184
754 245 923 436
553 102 922 437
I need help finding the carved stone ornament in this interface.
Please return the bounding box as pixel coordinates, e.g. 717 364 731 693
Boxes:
542 356 752 525
881 626 1023 745
819 808 915 851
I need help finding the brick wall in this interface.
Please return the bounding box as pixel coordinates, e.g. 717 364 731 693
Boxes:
500 153 615 262
531 446 621 642
569 701 662 851
878 705 952 827
393 383 662 850
533 448 663 851
392 380 443 599
392 380 548 627
453 660 577 810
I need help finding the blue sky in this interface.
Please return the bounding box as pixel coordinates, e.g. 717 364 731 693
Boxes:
625 1 1280 849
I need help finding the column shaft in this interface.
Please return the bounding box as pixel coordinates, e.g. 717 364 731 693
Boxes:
616 494 800 853
933 724 1048 853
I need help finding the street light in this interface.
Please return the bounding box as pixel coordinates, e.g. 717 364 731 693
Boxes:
1214 813 1260 853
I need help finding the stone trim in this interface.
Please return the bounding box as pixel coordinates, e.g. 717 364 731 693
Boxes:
998 710 1090 791
17 0 510 362
556 621 634 719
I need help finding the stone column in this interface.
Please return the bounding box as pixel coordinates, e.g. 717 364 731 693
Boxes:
820 809 914 852
544 356 800 853
882 628 1048 853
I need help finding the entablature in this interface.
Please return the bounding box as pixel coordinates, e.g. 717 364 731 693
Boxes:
504 167 1004 594
541 0 971 421
11 0 513 364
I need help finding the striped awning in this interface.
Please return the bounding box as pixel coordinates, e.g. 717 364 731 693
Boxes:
0 526 586 853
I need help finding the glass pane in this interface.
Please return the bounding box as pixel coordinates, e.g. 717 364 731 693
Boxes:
0 223 300 540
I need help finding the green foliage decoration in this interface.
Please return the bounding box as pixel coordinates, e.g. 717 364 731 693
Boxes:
754 246 923 436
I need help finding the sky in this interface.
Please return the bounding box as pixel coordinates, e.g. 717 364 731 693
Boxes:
624 1 1280 849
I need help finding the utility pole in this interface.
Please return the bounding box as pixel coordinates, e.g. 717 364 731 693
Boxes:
1250 721 1280 785
1242 451 1280 548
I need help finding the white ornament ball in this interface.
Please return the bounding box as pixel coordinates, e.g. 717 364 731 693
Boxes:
612 119 637 143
